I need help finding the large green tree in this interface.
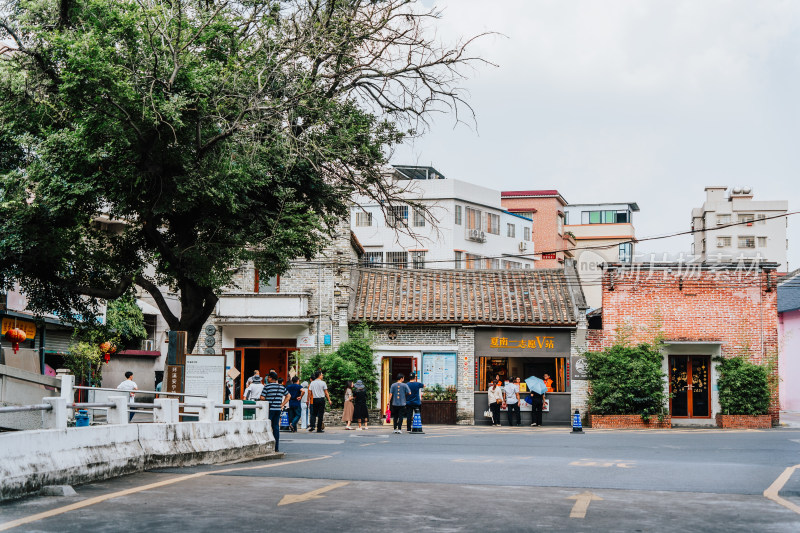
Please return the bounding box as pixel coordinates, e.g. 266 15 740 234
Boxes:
0 0 485 350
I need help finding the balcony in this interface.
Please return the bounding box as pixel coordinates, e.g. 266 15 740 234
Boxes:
215 292 311 324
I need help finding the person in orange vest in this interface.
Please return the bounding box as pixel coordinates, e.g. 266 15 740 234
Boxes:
543 373 554 393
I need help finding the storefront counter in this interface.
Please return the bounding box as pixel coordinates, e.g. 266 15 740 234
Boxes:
473 392 571 426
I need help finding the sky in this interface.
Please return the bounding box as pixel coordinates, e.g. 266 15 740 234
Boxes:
394 0 800 270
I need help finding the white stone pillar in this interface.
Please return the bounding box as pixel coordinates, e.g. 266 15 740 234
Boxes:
197 400 217 423
228 399 244 421
107 396 129 425
154 398 179 424
42 397 67 430
254 400 269 421
59 374 75 420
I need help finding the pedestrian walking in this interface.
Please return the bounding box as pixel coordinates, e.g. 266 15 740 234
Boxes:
389 373 411 434
529 390 544 427
487 380 505 426
300 381 309 429
245 370 261 388
308 371 332 433
259 372 290 452
243 375 264 401
505 376 521 426
285 376 303 432
342 381 355 430
353 380 369 430
116 371 138 422
405 372 424 432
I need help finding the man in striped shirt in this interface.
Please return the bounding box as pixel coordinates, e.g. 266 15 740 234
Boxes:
259 371 290 452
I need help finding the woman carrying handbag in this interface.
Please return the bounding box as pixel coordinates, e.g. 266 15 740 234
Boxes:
487 380 505 426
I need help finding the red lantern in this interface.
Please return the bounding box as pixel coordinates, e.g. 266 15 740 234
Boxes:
99 341 116 364
4 328 27 354
103 352 111 363
99 341 112 353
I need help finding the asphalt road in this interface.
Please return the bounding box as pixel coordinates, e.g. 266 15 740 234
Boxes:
2 425 800 532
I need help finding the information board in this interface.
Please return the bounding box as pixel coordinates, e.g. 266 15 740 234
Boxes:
184 354 225 403
421 352 457 387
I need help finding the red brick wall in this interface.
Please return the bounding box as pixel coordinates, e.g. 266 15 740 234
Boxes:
590 414 672 429
500 196 571 268
715 414 773 428
587 267 780 421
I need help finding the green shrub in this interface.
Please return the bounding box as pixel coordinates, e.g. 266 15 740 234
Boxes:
421 384 457 401
304 323 378 408
716 356 770 415
585 343 668 419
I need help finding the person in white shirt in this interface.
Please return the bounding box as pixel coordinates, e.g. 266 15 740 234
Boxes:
300 381 309 429
243 376 264 400
504 376 521 427
245 370 261 388
117 371 138 422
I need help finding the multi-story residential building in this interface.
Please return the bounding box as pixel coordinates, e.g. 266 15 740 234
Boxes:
352 166 535 270
563 201 640 309
691 186 788 270
500 189 576 268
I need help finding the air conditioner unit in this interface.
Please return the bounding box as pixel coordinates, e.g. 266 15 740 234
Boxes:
519 241 528 252
467 229 486 242
142 339 154 351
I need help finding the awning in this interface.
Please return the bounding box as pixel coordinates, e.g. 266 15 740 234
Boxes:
136 299 161 316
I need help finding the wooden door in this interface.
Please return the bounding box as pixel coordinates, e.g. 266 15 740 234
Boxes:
669 355 710 418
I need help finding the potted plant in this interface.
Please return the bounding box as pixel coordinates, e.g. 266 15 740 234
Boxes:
584 343 671 429
715 355 773 428
421 384 458 424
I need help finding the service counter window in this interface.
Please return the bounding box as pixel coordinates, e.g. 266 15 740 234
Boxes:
476 356 569 392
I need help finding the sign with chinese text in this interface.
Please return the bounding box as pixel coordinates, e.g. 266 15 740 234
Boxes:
421 352 457 387
297 335 316 348
475 328 570 356
165 365 184 394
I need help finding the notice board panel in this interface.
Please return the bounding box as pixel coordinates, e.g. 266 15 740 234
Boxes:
421 352 457 388
184 354 225 403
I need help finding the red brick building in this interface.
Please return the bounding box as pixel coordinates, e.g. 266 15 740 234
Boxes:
585 262 780 425
500 190 576 268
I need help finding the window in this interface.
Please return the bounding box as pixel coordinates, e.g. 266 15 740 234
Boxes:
254 270 279 293
716 214 731 225
716 236 731 248
618 242 632 262
615 210 630 223
502 260 522 269
507 223 516 238
387 206 408 228
757 237 768 247
757 214 767 225
524 263 531 269
484 257 500 269
386 251 408 268
564 211 569 225
362 251 383 267
738 213 755 224
486 213 500 235
412 251 426 268
413 208 426 227
558 214 564 234
354 211 372 227
454 205 462 225
466 207 482 230
524 227 531 241
580 210 630 224
454 251 463 269
738 236 755 249
465 253 481 270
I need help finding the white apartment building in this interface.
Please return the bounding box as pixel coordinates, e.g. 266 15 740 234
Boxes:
691 186 788 270
351 166 535 270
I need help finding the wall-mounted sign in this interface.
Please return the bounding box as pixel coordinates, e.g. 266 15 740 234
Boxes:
324 334 332 346
297 335 316 348
422 352 457 387
571 355 589 380
1 318 36 340
541 253 557 260
184 354 225 402
475 328 570 356
165 365 184 394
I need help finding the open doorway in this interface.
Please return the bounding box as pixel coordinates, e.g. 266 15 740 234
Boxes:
380 356 416 415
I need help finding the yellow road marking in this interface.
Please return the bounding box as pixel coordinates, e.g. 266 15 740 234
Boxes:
567 491 603 518
277 481 349 506
0 455 332 531
763 464 800 515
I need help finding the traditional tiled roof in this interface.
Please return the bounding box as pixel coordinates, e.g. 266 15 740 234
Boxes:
350 267 580 326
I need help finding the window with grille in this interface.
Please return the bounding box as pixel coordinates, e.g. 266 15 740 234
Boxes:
355 211 372 227
466 207 482 230
362 251 383 267
454 251 463 269
455 205 463 225
486 213 500 235
387 251 408 268
524 227 531 241
717 236 731 248
716 214 731 225
757 214 766 225
507 223 515 238
411 251 426 268
413 208 426 227
484 258 500 269
738 236 755 249
387 206 408 228
757 237 768 247
465 253 481 270
503 260 521 269
618 243 632 262
738 213 755 224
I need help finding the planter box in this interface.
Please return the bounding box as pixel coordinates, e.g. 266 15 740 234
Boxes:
421 400 457 425
715 414 772 429
589 414 672 429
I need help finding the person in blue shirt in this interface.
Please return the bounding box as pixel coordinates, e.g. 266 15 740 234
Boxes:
285 376 303 432
405 372 425 432
389 373 411 434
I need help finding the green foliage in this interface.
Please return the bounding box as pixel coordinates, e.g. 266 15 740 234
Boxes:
63 341 104 387
106 292 147 348
0 1 479 350
585 343 668 418
304 323 377 409
716 356 771 415
421 384 457 402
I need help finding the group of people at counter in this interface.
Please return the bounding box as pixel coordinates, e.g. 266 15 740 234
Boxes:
486 374 554 427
